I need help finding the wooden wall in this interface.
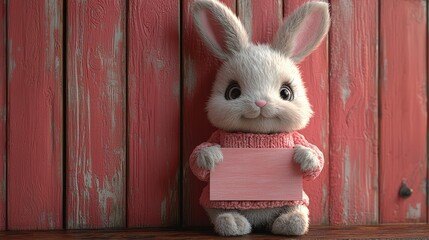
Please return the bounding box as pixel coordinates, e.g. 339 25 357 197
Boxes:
0 0 427 230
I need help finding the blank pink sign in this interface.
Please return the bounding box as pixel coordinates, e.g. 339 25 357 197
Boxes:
210 148 303 201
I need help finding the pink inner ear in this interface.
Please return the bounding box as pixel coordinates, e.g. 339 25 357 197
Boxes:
199 9 228 54
291 9 323 57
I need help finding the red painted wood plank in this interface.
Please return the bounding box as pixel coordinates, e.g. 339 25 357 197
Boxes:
182 0 236 226
67 0 126 229
127 0 181 227
0 0 5 231
7 0 63 230
283 0 330 225
210 148 301 201
237 0 282 44
329 0 379 225
379 0 427 223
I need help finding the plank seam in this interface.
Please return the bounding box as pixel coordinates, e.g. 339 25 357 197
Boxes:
425 0 429 223
327 0 332 225
62 0 67 230
376 0 380 224
4 0 8 230
179 0 184 227
125 0 129 228
425 0 429 222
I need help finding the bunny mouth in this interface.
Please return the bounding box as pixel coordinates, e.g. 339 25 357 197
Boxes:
242 107 279 119
242 112 279 120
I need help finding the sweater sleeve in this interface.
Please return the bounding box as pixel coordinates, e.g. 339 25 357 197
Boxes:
293 132 324 181
189 131 221 182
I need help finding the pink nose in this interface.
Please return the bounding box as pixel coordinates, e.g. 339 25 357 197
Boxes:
255 100 267 108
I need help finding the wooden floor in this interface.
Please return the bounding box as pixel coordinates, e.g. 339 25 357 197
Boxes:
0 224 428 239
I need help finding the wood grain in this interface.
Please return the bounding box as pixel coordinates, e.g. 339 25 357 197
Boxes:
0 0 5 231
379 0 427 223
1 224 429 239
237 0 282 44
210 148 301 201
182 0 236 226
7 0 63 230
67 0 126 229
329 0 379 225
127 0 181 227
283 0 330 224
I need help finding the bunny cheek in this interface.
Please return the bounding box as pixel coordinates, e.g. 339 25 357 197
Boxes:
207 94 312 134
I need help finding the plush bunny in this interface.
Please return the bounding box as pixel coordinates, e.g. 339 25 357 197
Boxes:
189 0 330 236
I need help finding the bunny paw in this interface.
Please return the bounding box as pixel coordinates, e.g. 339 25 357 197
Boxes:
271 206 309 235
196 145 223 170
293 145 319 172
214 212 251 236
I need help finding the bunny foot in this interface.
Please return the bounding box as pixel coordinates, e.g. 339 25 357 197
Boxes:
271 205 309 236
214 212 251 236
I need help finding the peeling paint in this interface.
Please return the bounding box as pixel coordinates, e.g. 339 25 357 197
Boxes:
8 40 15 81
39 212 55 230
321 124 327 150
95 169 124 227
277 0 282 24
406 203 421 220
185 56 196 98
342 146 351 221
172 80 180 104
160 198 166 224
321 184 329 224
147 50 165 71
382 43 387 85
238 0 252 40
420 179 427 194
113 22 123 58
340 74 351 107
45 0 60 72
106 70 120 131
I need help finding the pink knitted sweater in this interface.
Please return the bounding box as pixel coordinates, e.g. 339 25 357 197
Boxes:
190 129 324 210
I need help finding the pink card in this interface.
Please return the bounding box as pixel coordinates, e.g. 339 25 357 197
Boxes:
210 148 303 201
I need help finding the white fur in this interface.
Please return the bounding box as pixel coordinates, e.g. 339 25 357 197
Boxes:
192 0 249 60
207 45 313 133
273 2 331 63
197 145 223 170
272 205 310 235
191 0 330 236
293 145 319 172
207 205 309 236
212 212 251 236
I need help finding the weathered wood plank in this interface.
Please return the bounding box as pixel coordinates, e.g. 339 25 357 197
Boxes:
283 0 330 224
182 0 236 226
329 0 379 225
7 0 63 230
67 0 126 229
127 0 181 227
0 0 5 230
379 0 427 223
237 0 282 44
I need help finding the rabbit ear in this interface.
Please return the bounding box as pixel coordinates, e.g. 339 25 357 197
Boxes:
272 2 330 63
192 0 249 60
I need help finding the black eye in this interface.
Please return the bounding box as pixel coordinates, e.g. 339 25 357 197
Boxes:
280 84 294 101
225 81 241 100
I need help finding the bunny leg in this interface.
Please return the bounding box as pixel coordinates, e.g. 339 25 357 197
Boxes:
271 205 309 236
206 208 252 236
